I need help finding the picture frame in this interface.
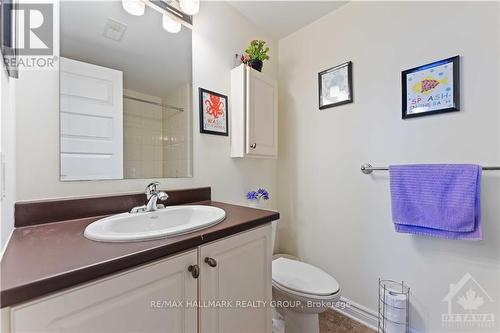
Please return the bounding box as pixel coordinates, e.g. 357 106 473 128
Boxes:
318 61 353 110
402 56 460 119
198 88 229 136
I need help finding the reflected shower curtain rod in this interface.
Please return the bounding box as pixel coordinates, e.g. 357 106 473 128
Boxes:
123 95 184 112
361 163 500 174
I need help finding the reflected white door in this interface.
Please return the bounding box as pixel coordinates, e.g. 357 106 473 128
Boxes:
60 57 123 180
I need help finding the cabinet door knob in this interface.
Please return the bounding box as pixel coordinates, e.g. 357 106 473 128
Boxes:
250 143 257 149
188 264 200 278
204 257 217 267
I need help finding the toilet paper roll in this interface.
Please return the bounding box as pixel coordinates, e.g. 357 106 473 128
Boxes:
384 292 407 308
383 292 407 326
383 306 406 325
381 320 406 333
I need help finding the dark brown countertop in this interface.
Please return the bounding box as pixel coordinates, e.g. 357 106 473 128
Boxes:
0 200 279 308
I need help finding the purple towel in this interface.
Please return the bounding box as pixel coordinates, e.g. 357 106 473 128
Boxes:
389 164 482 240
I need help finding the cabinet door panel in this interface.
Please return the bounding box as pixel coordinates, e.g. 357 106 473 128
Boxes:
246 69 278 157
11 250 198 333
199 225 272 333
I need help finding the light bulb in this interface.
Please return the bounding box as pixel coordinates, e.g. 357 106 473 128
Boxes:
122 0 145 16
162 14 181 33
179 0 200 15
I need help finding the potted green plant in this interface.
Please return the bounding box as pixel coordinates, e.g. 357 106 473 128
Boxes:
244 40 270 72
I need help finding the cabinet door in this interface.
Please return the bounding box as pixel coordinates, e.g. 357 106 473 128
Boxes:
199 225 272 333
246 68 278 157
11 250 198 333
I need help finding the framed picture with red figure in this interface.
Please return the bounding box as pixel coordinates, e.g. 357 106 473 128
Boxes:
198 88 229 136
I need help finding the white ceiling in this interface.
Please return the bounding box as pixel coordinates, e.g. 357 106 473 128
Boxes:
227 1 348 39
60 1 192 99
60 1 345 98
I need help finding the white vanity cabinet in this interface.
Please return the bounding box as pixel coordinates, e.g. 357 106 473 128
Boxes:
6 225 272 333
230 65 278 158
10 250 199 332
199 224 272 333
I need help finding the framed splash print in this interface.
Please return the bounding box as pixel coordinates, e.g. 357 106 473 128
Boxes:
199 88 229 136
318 61 353 109
402 56 460 119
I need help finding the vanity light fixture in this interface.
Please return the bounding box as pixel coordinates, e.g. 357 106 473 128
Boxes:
179 0 199 15
121 0 195 34
122 0 145 16
162 13 181 33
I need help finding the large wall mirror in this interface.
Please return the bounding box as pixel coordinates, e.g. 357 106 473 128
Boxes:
59 1 193 181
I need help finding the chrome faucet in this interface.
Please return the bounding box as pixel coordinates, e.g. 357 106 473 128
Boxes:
130 182 169 213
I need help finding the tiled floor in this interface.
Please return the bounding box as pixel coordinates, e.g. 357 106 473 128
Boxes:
319 309 376 333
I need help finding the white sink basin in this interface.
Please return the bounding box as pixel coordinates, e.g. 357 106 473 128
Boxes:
84 205 226 242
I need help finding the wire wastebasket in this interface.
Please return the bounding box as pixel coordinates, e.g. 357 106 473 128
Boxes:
378 279 410 333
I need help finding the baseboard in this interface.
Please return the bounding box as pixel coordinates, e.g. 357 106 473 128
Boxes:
333 297 421 333
333 296 378 331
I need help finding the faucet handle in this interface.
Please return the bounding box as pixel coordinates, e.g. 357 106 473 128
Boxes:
145 181 160 199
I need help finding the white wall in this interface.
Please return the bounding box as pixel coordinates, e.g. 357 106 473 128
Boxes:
15 2 278 210
278 2 500 332
0 54 15 252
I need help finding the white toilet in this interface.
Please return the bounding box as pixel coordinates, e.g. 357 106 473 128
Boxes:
271 223 341 333
272 257 341 333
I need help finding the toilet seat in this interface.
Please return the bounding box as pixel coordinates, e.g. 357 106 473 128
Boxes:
272 280 340 301
272 257 340 298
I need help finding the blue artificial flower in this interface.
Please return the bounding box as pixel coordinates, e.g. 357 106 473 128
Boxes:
257 188 270 200
246 191 258 200
257 188 268 196
247 188 270 201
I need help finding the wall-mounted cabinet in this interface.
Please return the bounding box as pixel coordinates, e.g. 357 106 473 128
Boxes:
230 65 278 158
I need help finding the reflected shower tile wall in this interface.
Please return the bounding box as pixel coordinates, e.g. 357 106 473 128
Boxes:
162 84 192 178
123 85 192 179
123 90 164 179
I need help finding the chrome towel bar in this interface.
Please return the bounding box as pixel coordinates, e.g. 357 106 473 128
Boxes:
361 163 500 175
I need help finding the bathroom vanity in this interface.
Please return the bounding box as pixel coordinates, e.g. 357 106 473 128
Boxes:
0 188 279 333
1 3 282 331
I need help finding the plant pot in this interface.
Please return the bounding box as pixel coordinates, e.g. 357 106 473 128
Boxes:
248 59 263 72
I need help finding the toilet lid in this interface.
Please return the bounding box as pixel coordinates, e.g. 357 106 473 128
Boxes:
272 258 339 296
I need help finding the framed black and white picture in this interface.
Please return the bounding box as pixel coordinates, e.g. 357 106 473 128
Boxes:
402 56 460 119
198 88 229 136
318 61 353 110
